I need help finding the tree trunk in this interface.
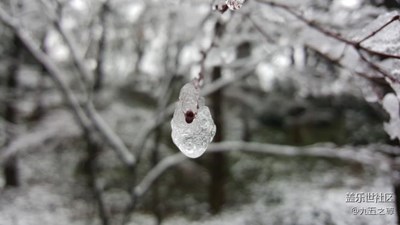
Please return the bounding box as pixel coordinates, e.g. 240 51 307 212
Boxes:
208 66 227 214
84 136 110 225
93 3 108 92
394 179 400 225
151 128 163 225
3 36 22 187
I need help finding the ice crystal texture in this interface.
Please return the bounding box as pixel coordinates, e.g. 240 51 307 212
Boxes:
171 82 216 158
226 0 245 10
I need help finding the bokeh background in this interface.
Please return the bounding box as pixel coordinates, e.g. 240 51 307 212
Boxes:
0 0 400 224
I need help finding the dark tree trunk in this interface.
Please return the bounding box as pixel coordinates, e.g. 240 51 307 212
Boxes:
93 3 108 92
237 41 252 142
392 153 400 225
241 112 251 142
84 136 110 225
30 38 48 121
151 128 163 225
4 155 19 187
208 66 227 214
4 36 22 187
394 179 400 225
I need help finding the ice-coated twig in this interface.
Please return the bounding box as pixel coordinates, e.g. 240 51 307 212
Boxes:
213 0 247 13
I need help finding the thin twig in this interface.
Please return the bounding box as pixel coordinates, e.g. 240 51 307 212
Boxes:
245 13 275 43
85 103 136 166
51 1 92 87
358 15 400 44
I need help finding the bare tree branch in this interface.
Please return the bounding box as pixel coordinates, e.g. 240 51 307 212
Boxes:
85 103 136 166
132 141 392 201
0 112 80 165
50 1 92 86
0 8 136 167
0 8 92 131
246 13 275 43
255 0 400 82
134 153 185 198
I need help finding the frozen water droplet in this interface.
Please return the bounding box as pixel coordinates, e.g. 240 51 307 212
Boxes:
226 0 245 10
171 82 216 158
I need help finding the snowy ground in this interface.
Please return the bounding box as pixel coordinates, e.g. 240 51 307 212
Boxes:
0 110 396 225
0 148 395 225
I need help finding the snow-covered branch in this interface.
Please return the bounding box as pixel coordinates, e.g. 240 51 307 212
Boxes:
255 0 400 82
85 103 136 167
0 112 80 165
132 141 392 199
0 7 136 167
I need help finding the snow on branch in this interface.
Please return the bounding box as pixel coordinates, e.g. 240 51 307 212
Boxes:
255 0 400 82
0 112 80 165
50 2 92 88
85 103 136 166
133 141 392 199
0 7 136 167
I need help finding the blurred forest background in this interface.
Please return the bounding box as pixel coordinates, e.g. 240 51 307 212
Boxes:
1 0 400 224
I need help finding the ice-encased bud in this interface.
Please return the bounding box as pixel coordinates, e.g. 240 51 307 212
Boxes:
179 82 200 115
171 82 216 158
226 0 245 10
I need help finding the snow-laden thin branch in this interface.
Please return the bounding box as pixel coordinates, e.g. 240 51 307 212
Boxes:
246 13 274 43
134 153 186 198
132 141 392 199
0 8 136 167
0 8 92 131
255 0 400 82
54 20 92 86
0 112 80 165
209 141 390 168
85 103 136 166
